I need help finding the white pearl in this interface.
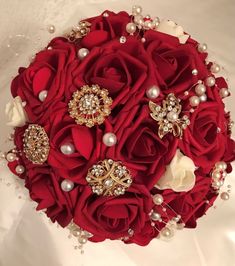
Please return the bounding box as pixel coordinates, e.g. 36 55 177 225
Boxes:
61 179 74 192
60 143 75 155
219 88 229 98
38 90 48 102
15 165 25 174
119 36 126 44
134 15 144 25
210 63 220 73
212 170 221 180
161 227 174 239
199 94 207 102
198 43 207 53
102 133 117 147
167 111 178 122
47 24 55 33
141 37 146 43
215 161 227 171
78 236 87 245
189 96 200 107
153 194 164 205
152 17 160 28
6 153 16 162
205 76 216 87
78 48 89 60
195 83 206 95
150 211 161 221
146 86 160 99
220 192 230 201
132 5 142 15
104 179 114 187
192 69 198 75
126 23 136 34
144 20 153 29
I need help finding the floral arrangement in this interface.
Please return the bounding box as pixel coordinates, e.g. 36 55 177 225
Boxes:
3 5 235 249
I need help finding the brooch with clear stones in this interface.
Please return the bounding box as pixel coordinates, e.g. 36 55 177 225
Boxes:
67 21 91 43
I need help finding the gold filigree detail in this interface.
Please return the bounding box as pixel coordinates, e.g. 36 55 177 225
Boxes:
23 124 50 164
67 21 91 43
68 84 112 127
86 159 133 196
149 93 190 139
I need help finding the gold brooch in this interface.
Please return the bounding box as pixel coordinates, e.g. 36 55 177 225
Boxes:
68 84 112 128
23 124 50 164
86 159 133 196
67 21 91 43
149 93 190 139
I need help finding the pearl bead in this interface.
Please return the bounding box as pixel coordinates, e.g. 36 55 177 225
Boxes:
102 133 117 147
205 76 216 87
134 15 144 25
61 179 74 192
6 153 16 162
146 86 160 99
126 23 136 34
150 211 161 221
141 37 146 43
104 179 114 187
189 96 200 107
153 194 164 205
210 63 220 73
78 48 89 60
38 90 48 102
132 5 142 15
215 161 227 171
199 94 207 102
60 143 75 155
15 165 25 174
192 69 198 75
219 88 229 98
198 43 207 53
119 36 126 44
144 20 153 29
161 227 174 239
78 237 87 245
212 170 221 180
167 111 178 122
195 84 206 95
220 192 230 201
47 24 55 33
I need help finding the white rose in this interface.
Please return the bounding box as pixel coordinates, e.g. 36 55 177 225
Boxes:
157 19 189 44
5 96 28 127
155 150 196 192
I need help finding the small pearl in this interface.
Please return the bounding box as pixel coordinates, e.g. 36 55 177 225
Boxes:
47 24 55 34
141 37 146 43
78 236 87 245
119 36 126 44
6 153 16 162
195 84 206 95
210 63 220 73
167 111 178 122
102 133 117 147
38 90 48 102
215 161 227 171
150 211 161 221
192 69 198 75
153 194 164 205
220 192 230 201
126 23 136 34
212 170 221 180
78 48 89 60
61 179 74 192
189 96 200 107
161 227 174 239
104 179 114 188
146 85 160 99
205 76 216 87
134 15 144 25
15 165 25 174
60 143 75 155
103 12 109 17
198 43 207 53
219 88 230 98
199 94 207 102
144 20 153 29
132 5 142 15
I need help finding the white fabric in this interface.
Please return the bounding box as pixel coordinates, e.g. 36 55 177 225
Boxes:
0 0 235 265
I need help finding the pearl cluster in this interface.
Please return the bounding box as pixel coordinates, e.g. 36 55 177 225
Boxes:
211 161 227 191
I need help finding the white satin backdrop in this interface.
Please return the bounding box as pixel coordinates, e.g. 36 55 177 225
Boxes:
0 0 235 265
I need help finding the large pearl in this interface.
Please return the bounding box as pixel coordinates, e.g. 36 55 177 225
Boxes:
189 96 200 107
153 194 164 205
146 86 160 99
126 23 136 34
102 133 117 147
199 94 207 102
150 211 161 221
220 192 230 201
197 43 207 53
160 227 174 239
61 179 74 192
15 165 25 174
167 111 178 122
210 63 220 73
60 143 75 155
132 5 142 15
6 153 16 162
219 88 229 98
205 76 216 87
195 84 206 96
38 90 48 102
78 48 89 60
215 161 227 171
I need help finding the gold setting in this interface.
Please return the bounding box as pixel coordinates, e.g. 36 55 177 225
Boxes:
23 124 50 164
68 84 112 127
86 159 133 196
149 93 190 139
67 21 91 43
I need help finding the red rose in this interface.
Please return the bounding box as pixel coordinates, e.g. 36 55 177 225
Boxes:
74 184 153 245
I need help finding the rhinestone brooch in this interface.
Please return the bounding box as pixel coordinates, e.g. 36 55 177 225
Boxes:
149 93 190 139
68 84 113 127
67 21 91 43
86 159 133 196
23 124 50 164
